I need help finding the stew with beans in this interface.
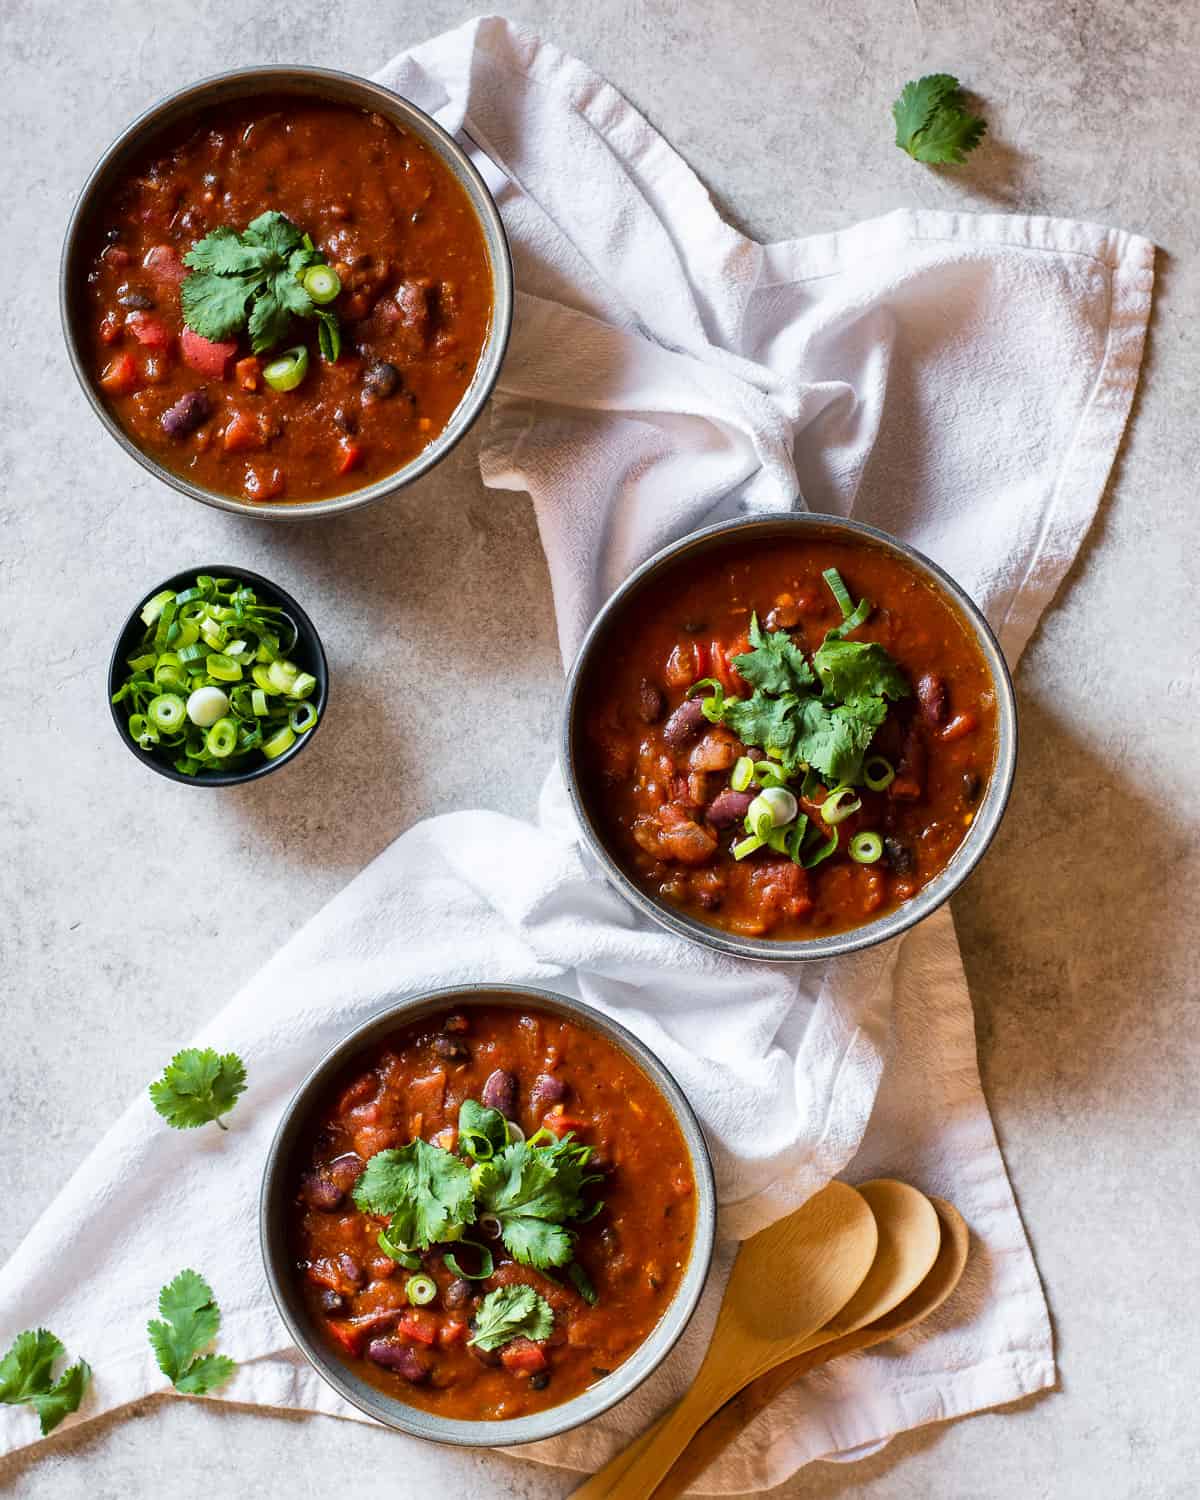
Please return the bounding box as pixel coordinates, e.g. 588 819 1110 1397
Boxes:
81 96 493 503
289 1003 696 1420
579 536 997 940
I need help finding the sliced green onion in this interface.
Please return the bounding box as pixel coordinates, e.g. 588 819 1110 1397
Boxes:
128 713 155 748
251 664 280 695
147 693 186 732
262 726 295 760
289 703 318 734
126 652 157 671
205 652 243 683
405 1274 437 1306
186 685 230 727
251 688 269 717
688 676 725 723
748 787 798 830
301 264 341 304
205 718 238 758
827 595 871 639
267 659 299 694
178 641 211 665
753 759 790 789
174 620 200 649
784 813 810 862
140 589 175 626
199 617 225 649
733 833 764 860
822 567 854 619
730 756 755 793
288 671 317 701
801 827 839 868
820 786 862 825
849 831 884 864
864 755 895 791
378 1229 421 1270
263 345 309 393
443 1242 495 1280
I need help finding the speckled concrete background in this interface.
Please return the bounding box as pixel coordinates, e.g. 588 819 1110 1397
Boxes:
3 1 1197 1496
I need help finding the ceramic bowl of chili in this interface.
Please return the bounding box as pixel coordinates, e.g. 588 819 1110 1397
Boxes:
108 565 328 785
259 985 716 1444
562 513 1018 962
61 66 512 519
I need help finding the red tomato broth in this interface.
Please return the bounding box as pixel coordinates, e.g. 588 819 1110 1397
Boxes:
578 536 998 940
81 96 493 503
288 1004 697 1420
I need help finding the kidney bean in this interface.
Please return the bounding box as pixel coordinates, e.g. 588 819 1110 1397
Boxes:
366 1339 432 1382
116 286 154 310
469 1341 502 1368
529 1371 551 1391
444 1013 470 1033
962 770 983 804
432 1034 469 1062
917 673 947 725
327 1153 365 1193
480 1068 517 1116
337 1253 365 1289
637 680 665 723
530 1073 567 1115
317 1288 348 1315
662 697 708 749
300 1173 343 1212
706 789 754 828
160 389 210 439
443 1278 471 1309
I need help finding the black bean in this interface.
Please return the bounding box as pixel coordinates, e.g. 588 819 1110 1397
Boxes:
480 1068 517 1116
366 1340 432 1382
332 405 358 435
883 837 915 875
706 789 754 828
432 1034 469 1062
116 286 154 310
530 1073 567 1115
300 1173 343 1212
444 1013 470 1034
443 1278 471 1309
469 1341 502 1368
362 360 401 399
317 1288 348 1315
103 227 122 244
662 697 708 750
160 390 210 439
637 680 665 724
529 1371 551 1391
962 771 983 805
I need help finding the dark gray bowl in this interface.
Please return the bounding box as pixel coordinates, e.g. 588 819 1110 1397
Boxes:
61 65 513 520
260 984 717 1445
562 513 1018 963
108 564 328 785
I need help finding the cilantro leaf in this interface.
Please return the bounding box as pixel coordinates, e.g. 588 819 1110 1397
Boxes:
474 1139 591 1271
893 74 986 165
469 1286 555 1352
180 270 259 342
243 210 303 260
458 1099 508 1161
811 638 911 706
723 690 804 767
0 1330 91 1435
148 1269 235 1395
183 225 260 276
149 1048 247 1131
352 1140 475 1251
732 614 815 696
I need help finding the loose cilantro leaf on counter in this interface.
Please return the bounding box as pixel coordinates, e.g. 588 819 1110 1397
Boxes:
469 1286 555 1352
181 211 340 356
149 1048 247 1131
353 1140 476 1250
148 1270 235 1396
0 1329 91 1435
893 74 986 165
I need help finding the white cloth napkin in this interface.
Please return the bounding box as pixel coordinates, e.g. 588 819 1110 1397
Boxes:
0 16 1153 1491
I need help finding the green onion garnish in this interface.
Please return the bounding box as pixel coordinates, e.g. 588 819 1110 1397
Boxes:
301 264 341 305
263 345 309 393
732 833 763 861
753 759 790 790
849 831 884 864
820 786 862 825
377 1229 421 1270
800 826 840 868
730 756 755 793
822 567 854 619
688 676 726 723
443 1242 496 1280
863 755 896 791
112 575 319 775
405 1274 438 1306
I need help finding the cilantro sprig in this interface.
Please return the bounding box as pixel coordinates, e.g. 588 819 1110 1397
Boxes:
0 1329 91 1435
353 1139 476 1250
181 211 341 357
473 1131 602 1271
148 1270 235 1396
469 1286 555 1353
893 74 986 165
717 571 911 788
149 1048 247 1131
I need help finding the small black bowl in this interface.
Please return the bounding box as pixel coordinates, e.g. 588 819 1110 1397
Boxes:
108 565 328 785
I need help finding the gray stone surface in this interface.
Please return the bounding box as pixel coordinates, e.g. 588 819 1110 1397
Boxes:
2 0 1196 1496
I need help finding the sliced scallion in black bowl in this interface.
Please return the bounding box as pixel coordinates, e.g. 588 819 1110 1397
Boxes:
108 567 328 785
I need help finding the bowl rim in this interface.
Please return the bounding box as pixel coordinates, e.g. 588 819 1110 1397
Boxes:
60 64 514 522
561 511 1018 963
107 563 329 785
258 983 718 1446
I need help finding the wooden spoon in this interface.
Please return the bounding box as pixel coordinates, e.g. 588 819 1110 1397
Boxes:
653 1195 969 1500
575 1181 946 1499
569 1180 879 1500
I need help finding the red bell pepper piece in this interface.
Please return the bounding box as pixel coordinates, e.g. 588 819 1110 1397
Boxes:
125 311 173 350
499 1339 548 1375
98 353 138 395
182 327 237 379
397 1311 438 1346
222 410 265 453
336 438 363 476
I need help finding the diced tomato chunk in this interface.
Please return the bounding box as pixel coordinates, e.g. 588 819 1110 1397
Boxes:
142 244 187 285
397 1311 438 1346
438 1319 468 1347
324 1313 398 1358
99 353 139 396
243 465 286 502
125 312 173 349
500 1339 549 1375
541 1112 588 1139
336 438 363 475
182 327 237 379
236 356 262 391
223 409 265 453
